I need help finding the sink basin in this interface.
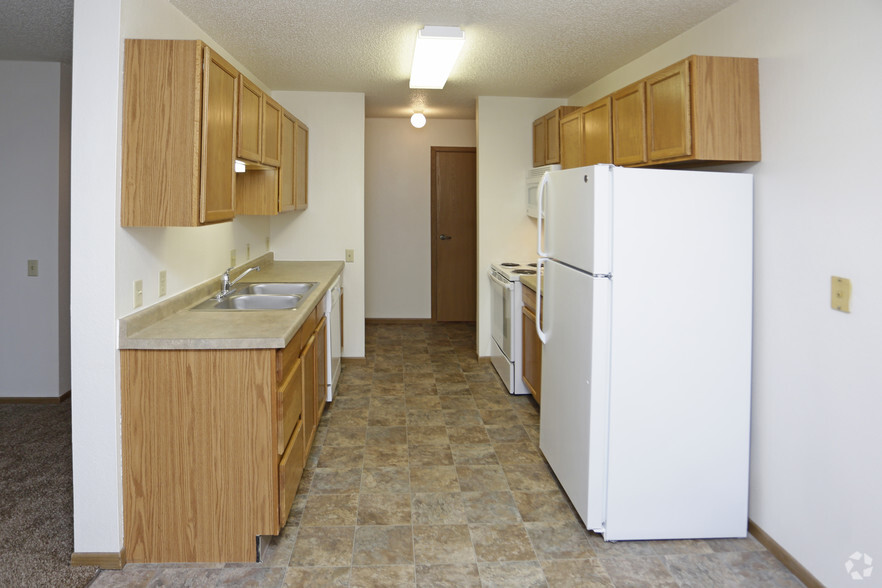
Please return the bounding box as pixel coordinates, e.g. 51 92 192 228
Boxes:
190 282 317 311
192 293 301 311
240 282 317 296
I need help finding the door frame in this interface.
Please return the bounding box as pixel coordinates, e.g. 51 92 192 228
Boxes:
430 146 477 322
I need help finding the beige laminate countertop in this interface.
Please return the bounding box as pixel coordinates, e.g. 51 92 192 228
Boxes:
119 254 344 350
520 274 538 292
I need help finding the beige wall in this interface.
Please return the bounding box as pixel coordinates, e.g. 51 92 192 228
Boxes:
364 118 476 319
475 96 568 357
566 0 882 585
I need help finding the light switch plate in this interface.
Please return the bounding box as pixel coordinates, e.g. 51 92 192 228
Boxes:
831 276 851 313
27 259 38 277
246 243 251 260
345 249 355 263
159 270 167 297
230 249 237 268
266 237 271 251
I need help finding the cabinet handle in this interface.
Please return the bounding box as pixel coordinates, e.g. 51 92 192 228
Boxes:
439 234 452 240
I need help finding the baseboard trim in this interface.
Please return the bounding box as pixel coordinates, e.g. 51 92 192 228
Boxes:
748 519 822 588
71 548 125 569
341 357 367 365
0 390 71 404
365 318 433 325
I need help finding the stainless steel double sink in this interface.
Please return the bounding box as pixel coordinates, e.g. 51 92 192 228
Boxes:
191 282 317 311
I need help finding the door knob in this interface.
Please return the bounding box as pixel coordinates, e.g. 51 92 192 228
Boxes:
439 234 452 240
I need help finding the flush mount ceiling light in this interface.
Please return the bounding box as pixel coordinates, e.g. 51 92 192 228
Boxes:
409 26 465 90
410 112 427 128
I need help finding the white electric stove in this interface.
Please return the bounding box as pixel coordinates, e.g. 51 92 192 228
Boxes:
488 261 538 395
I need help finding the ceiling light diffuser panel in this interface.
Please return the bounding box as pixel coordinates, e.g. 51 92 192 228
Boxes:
409 26 465 89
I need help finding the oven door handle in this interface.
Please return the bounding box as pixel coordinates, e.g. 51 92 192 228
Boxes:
488 270 514 290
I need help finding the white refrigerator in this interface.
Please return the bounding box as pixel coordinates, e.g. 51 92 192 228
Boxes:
536 164 753 541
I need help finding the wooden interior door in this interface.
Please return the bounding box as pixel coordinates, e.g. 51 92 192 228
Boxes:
431 147 477 322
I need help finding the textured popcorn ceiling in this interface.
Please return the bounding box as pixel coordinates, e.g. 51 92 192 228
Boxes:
0 0 72 63
1 0 740 119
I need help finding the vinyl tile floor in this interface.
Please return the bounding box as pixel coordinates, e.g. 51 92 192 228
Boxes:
91 322 804 587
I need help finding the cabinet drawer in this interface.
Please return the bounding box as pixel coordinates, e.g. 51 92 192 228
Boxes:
278 356 303 454
277 328 303 384
278 420 304 526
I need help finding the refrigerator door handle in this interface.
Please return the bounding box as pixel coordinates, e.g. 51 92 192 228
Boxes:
535 257 549 344
536 171 550 257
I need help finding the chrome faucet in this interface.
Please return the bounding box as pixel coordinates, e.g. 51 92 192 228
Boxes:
218 265 261 299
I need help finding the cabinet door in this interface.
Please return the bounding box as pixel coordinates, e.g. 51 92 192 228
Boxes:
532 117 546 167
611 81 647 166
646 59 692 162
301 332 317 449
294 119 309 210
262 95 282 167
559 110 582 170
544 110 562 164
199 47 238 224
278 112 296 213
278 356 303 454
581 97 613 166
522 305 541 404
237 75 262 163
278 420 304 527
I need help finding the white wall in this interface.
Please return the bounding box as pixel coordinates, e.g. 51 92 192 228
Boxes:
567 1 882 585
0 61 70 398
364 118 476 319
70 0 282 555
270 91 366 358
475 97 568 357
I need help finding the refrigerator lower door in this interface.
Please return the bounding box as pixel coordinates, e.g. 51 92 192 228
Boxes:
539 260 610 531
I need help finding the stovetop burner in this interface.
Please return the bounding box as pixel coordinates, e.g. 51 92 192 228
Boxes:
500 262 520 267
512 269 536 275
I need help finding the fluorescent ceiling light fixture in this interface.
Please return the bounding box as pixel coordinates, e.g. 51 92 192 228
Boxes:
410 26 465 89
410 112 427 128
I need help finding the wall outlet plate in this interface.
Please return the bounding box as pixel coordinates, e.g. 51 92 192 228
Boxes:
159 270 167 297
345 249 354 263
230 249 237 268
831 276 851 313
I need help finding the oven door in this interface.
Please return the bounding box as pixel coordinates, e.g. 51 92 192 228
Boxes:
489 269 514 360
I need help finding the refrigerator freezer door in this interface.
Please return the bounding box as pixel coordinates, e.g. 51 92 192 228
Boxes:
544 165 613 275
539 260 611 530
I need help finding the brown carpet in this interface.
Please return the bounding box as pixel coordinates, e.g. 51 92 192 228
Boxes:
0 402 98 588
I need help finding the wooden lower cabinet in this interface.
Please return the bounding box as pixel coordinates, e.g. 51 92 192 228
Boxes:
521 285 542 404
121 306 328 563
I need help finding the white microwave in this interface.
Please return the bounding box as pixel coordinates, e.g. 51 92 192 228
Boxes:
525 164 560 219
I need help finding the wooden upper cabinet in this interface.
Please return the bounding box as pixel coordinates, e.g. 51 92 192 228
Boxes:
278 112 297 213
640 55 760 166
560 97 613 169
612 81 648 166
122 39 237 227
646 59 692 161
200 48 239 224
544 110 563 163
559 109 583 169
261 95 282 167
532 106 580 167
237 75 263 163
582 97 613 166
687 55 761 163
532 118 547 167
293 118 309 210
